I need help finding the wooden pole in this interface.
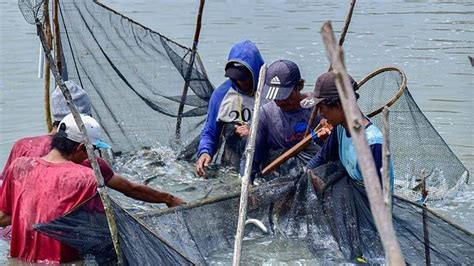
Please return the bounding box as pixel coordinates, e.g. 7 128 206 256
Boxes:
175 0 205 141
381 106 394 263
43 0 53 132
305 0 357 137
33 19 124 264
420 169 431 266
381 106 392 209
232 64 267 266
52 0 62 74
321 21 405 265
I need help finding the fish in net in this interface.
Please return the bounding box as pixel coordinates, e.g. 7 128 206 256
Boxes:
56 0 468 200
34 162 474 264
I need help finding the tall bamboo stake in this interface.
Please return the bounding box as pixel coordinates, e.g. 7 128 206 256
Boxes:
33 18 124 265
381 106 392 209
381 106 394 263
52 0 62 73
321 21 405 265
175 0 205 141
43 0 53 132
232 64 267 266
420 169 431 266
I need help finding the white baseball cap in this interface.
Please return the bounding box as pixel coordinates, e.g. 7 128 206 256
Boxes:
58 113 111 149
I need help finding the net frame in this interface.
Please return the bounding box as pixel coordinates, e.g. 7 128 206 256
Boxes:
356 66 407 117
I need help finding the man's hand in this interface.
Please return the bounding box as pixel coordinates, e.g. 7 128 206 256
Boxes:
316 119 333 141
234 123 250 138
196 153 212 177
166 196 186 208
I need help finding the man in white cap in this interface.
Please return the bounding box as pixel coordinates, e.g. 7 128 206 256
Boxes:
0 114 109 263
0 80 91 178
1 81 185 206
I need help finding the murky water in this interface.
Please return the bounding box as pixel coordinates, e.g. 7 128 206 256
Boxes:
0 0 473 264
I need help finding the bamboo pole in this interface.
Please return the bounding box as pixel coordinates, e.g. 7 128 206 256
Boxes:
175 0 205 141
381 106 394 264
43 0 53 132
52 0 62 73
320 21 405 265
232 64 267 266
305 0 357 137
420 169 431 266
381 106 392 209
33 19 124 264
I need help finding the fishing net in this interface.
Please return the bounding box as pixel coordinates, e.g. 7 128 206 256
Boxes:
57 0 214 152
55 0 468 201
34 163 474 264
356 67 469 201
24 0 471 263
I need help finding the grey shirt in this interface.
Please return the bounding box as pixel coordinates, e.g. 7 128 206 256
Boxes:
240 101 321 181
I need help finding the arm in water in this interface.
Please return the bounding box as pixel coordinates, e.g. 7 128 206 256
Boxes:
196 86 227 177
82 158 185 207
107 175 185 207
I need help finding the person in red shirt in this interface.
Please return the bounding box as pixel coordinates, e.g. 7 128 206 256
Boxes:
0 114 106 263
0 81 185 240
0 81 184 207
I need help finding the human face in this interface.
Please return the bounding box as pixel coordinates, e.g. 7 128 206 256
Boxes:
234 79 253 94
317 103 344 126
275 89 301 112
70 143 89 163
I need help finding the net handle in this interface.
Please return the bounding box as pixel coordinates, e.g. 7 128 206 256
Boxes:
261 66 407 176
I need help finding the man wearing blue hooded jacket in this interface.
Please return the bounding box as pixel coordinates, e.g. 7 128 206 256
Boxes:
196 40 264 177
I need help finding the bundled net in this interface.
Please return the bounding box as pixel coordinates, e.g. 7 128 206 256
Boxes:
356 67 469 201
35 163 474 264
57 0 213 152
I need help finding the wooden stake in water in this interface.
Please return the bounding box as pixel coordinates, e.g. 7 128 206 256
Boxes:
232 64 267 266
420 169 431 266
42 0 53 132
381 106 392 210
175 0 206 141
320 21 405 265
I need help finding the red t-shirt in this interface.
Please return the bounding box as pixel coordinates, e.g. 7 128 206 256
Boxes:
1 135 52 179
1 134 114 183
0 157 97 263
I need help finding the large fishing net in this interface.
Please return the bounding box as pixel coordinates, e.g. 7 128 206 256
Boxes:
355 67 469 201
35 162 474 264
25 0 472 264
55 0 468 200
57 0 213 152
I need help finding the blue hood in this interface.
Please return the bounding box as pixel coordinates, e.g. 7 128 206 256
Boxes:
226 40 265 93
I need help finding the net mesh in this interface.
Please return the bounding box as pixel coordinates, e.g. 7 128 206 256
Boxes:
356 67 469 201
57 0 468 200
58 0 213 152
17 0 45 24
30 0 473 264
35 164 474 264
